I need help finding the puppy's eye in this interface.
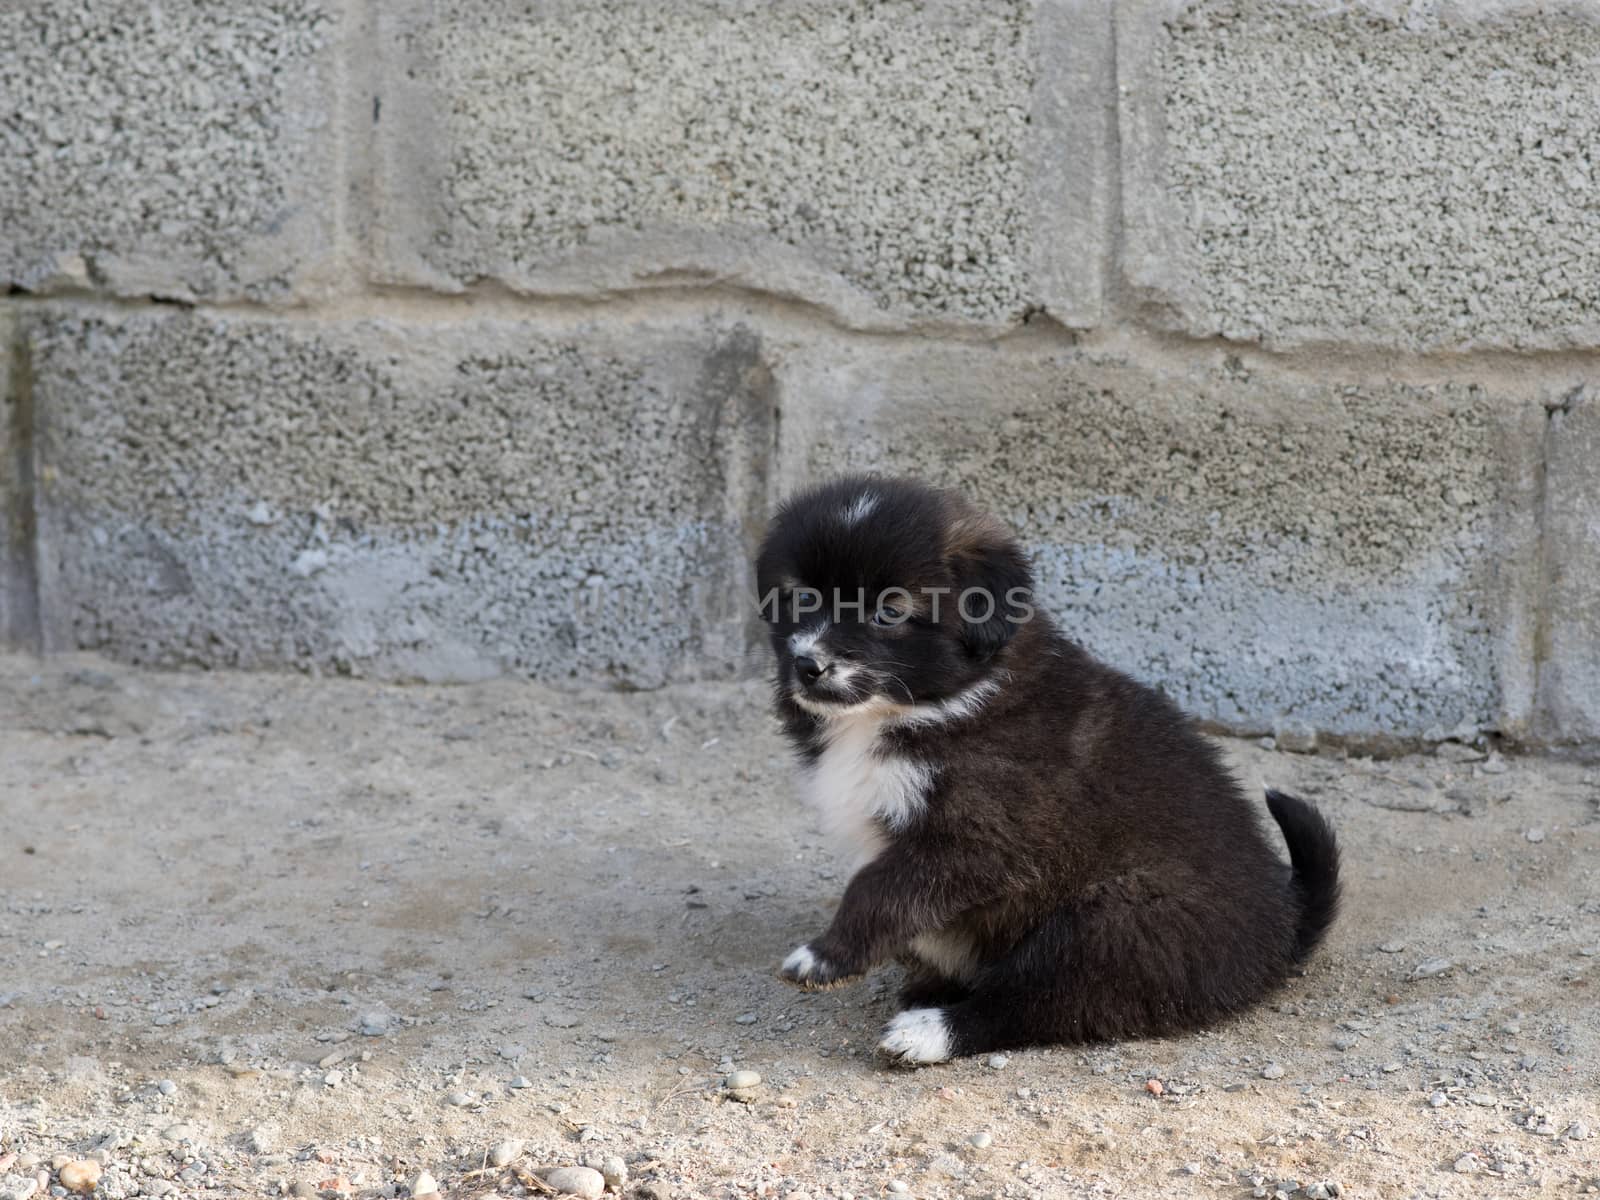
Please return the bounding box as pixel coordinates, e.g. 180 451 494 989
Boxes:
871 604 906 627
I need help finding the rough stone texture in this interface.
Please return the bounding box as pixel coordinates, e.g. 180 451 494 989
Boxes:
1030 0 1116 329
0 1 343 302
26 309 774 684
0 0 1593 751
1122 0 1600 349
777 340 1544 739
375 0 1099 327
1537 387 1600 746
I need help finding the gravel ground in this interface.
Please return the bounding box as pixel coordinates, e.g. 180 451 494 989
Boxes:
1 653 1597 1200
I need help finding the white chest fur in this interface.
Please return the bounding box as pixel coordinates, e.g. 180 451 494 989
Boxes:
800 708 932 870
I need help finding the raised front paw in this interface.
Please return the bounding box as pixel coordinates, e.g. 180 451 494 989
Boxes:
778 942 862 991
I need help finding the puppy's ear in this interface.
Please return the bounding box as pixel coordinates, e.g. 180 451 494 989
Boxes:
945 510 1032 660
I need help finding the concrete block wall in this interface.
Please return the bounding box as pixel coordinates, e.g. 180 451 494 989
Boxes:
2 0 1596 750
1124 0 1600 350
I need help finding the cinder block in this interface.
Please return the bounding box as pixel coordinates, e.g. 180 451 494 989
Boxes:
374 0 1111 328
0 1 344 302
26 310 774 685
777 339 1544 740
1119 0 1600 350
1536 387 1600 747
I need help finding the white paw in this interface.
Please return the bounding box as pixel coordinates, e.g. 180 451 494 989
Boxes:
779 941 859 989
782 944 818 978
878 1007 952 1064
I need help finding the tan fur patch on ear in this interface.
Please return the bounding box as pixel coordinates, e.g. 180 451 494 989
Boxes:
943 509 1012 559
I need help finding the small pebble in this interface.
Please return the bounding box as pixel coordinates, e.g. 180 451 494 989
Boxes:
322 1070 342 1088
725 1070 761 1090
490 1140 521 1168
599 1156 628 1190
509 1075 532 1089
56 1163 100 1195
1273 719 1317 754
985 1054 1009 1070
1144 1078 1164 1096
1525 828 1546 843
1453 1153 1478 1174
358 1012 391 1036
544 1011 581 1029
407 1169 437 1197
157 1079 177 1096
1565 1122 1591 1141
1331 1034 1357 1051
1377 941 1407 954
734 1013 758 1025
445 1090 474 1107
543 1166 605 1199
969 1132 993 1149
1429 1091 1448 1108
1181 1162 1201 1176
1260 1063 1285 1079
1410 957 1454 980
1480 754 1509 775
887 1182 909 1195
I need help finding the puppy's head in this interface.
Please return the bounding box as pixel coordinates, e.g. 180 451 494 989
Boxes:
755 475 1033 715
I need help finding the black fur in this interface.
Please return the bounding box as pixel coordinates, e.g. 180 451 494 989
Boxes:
1266 788 1341 960
756 475 1342 1061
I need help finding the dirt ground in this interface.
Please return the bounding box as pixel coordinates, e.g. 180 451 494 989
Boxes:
1 653 1597 1200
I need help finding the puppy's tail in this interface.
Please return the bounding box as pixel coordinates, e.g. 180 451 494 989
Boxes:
1266 788 1341 961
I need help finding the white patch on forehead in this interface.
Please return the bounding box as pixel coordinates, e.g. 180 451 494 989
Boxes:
799 702 932 870
840 492 879 525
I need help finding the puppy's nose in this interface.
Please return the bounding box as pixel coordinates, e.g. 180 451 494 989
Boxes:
794 655 825 685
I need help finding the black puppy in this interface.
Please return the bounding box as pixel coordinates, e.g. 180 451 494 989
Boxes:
755 476 1340 1063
